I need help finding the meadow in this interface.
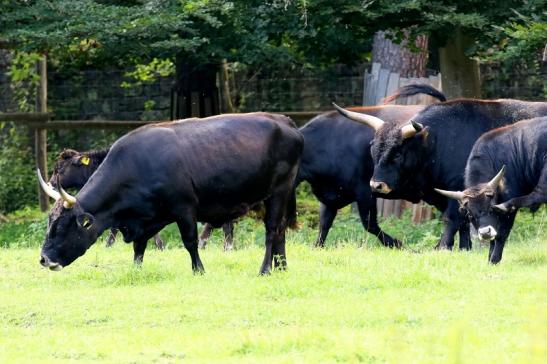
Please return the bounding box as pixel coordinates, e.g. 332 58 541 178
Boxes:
0 203 545 363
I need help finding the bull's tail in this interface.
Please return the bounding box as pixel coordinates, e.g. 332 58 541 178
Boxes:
383 83 446 104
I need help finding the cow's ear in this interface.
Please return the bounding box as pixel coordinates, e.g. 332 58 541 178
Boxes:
60 149 78 160
77 212 95 229
78 155 91 166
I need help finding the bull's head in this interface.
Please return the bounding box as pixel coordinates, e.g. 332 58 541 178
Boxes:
49 149 93 190
333 103 429 195
435 166 508 243
37 169 100 270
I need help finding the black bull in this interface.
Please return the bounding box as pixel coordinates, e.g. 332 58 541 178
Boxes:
294 104 425 247
48 148 165 253
335 85 547 250
48 148 236 254
435 116 547 263
38 113 303 274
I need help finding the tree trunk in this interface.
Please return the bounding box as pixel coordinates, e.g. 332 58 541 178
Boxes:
219 59 235 113
372 30 429 78
371 30 429 220
171 58 220 119
439 28 481 98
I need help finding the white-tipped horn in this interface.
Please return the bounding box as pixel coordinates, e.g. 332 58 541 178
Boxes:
400 120 424 139
56 175 77 208
332 102 385 131
487 166 506 189
36 169 60 201
434 188 465 201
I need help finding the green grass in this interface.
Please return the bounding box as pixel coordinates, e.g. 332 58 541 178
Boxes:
0 205 545 363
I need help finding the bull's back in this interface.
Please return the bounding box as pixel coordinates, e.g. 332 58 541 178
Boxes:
166 115 303 213
467 117 547 193
299 105 423 185
416 100 547 190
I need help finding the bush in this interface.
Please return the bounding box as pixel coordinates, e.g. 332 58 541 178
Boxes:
0 123 36 213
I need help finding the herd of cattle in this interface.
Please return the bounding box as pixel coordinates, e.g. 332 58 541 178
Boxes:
36 84 546 274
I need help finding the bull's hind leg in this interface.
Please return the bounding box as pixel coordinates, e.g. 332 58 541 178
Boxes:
222 221 235 251
198 223 214 249
153 233 165 251
177 215 204 274
260 188 293 275
356 195 402 248
105 228 118 247
315 203 338 248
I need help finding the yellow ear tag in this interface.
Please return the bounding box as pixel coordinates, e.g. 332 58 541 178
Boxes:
81 156 90 166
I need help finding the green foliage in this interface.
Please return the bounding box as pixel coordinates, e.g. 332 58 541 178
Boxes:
120 58 175 88
0 123 36 213
6 52 42 111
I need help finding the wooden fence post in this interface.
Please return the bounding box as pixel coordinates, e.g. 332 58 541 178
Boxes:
35 56 49 211
363 63 441 223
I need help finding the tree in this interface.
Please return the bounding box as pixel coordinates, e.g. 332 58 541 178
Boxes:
372 30 429 78
1 0 545 100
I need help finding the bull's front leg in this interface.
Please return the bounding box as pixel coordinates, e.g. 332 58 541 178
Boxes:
458 214 471 250
177 215 205 274
133 238 148 265
436 200 460 250
488 212 517 264
315 203 338 248
222 221 235 251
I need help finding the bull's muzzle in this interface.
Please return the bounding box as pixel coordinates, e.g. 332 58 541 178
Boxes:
40 254 63 271
370 180 392 194
478 226 497 242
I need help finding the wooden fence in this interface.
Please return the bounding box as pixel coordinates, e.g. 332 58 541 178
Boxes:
362 62 442 223
0 56 322 211
0 110 320 212
2 58 440 223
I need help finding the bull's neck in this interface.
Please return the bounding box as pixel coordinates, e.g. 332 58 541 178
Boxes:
76 168 121 229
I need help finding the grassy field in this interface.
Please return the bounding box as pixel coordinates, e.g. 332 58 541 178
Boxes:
0 205 545 363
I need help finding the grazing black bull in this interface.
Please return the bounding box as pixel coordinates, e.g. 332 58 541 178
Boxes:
294 104 425 248
335 84 547 250
38 113 303 274
49 149 164 251
435 117 547 263
50 149 236 251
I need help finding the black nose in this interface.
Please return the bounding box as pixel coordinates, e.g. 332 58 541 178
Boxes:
40 254 49 267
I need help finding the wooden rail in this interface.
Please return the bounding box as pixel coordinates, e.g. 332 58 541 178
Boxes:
3 109 322 211
2 111 322 129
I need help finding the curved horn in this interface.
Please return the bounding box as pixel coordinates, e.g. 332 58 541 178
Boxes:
401 120 424 139
434 188 465 201
36 168 60 201
56 175 77 208
332 102 385 131
487 166 506 189
411 120 424 132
